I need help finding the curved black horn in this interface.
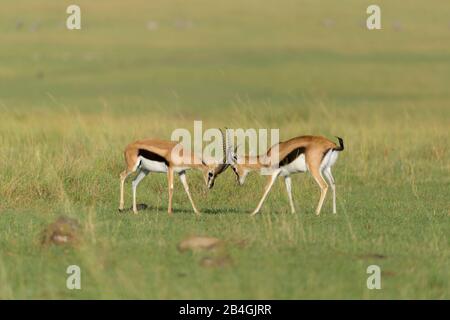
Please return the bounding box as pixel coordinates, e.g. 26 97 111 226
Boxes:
215 128 229 174
219 128 227 163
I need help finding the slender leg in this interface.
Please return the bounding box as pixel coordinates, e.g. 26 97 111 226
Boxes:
324 167 336 214
179 171 200 215
309 166 328 215
251 170 281 216
167 167 174 215
119 170 131 211
132 169 149 214
284 175 296 213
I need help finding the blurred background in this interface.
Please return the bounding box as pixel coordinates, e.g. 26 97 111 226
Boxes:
1 0 450 114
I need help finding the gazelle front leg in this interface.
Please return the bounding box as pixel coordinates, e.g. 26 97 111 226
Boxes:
132 169 149 214
179 171 200 216
251 170 281 216
284 175 296 213
167 167 174 215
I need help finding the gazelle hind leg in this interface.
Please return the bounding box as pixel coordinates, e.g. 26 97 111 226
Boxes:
251 170 281 216
309 165 328 215
179 171 200 215
324 167 336 214
132 169 149 214
284 176 295 213
167 167 174 215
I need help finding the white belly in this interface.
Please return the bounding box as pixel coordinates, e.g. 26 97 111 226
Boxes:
139 156 168 173
280 154 308 175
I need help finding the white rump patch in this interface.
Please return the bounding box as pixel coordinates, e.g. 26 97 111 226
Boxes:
321 150 339 170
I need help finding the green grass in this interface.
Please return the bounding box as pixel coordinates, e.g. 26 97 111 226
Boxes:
0 0 449 299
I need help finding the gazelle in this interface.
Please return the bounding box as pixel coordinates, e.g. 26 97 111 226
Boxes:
229 135 344 215
119 131 230 215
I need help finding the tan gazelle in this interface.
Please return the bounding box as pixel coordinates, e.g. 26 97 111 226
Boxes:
119 130 230 215
229 135 344 215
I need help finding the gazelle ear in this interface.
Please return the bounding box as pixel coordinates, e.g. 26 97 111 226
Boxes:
226 145 237 164
230 144 239 163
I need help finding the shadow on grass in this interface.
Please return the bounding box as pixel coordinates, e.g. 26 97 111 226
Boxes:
118 204 242 215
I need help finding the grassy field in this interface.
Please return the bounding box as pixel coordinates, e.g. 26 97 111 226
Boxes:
0 0 449 299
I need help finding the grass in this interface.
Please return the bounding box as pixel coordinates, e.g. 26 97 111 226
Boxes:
0 0 449 299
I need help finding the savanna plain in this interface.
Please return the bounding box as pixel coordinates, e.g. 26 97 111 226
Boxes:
0 0 449 299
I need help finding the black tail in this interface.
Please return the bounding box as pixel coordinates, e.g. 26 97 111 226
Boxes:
333 136 344 151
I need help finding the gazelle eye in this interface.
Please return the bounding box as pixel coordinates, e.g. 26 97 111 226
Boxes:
208 172 213 178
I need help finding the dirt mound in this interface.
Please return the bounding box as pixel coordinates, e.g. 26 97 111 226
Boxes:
177 236 223 252
41 216 81 246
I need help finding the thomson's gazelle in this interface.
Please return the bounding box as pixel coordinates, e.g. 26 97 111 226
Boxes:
229 135 344 215
119 132 230 215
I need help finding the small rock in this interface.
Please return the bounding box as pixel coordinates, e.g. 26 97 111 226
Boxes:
177 236 223 252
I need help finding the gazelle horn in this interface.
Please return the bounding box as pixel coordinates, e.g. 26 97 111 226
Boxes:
214 128 229 174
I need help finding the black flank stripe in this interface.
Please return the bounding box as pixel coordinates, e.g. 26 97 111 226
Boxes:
138 149 169 166
279 147 306 167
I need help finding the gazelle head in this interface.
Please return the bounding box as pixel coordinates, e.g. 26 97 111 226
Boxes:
202 128 231 189
229 154 250 186
226 142 250 186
